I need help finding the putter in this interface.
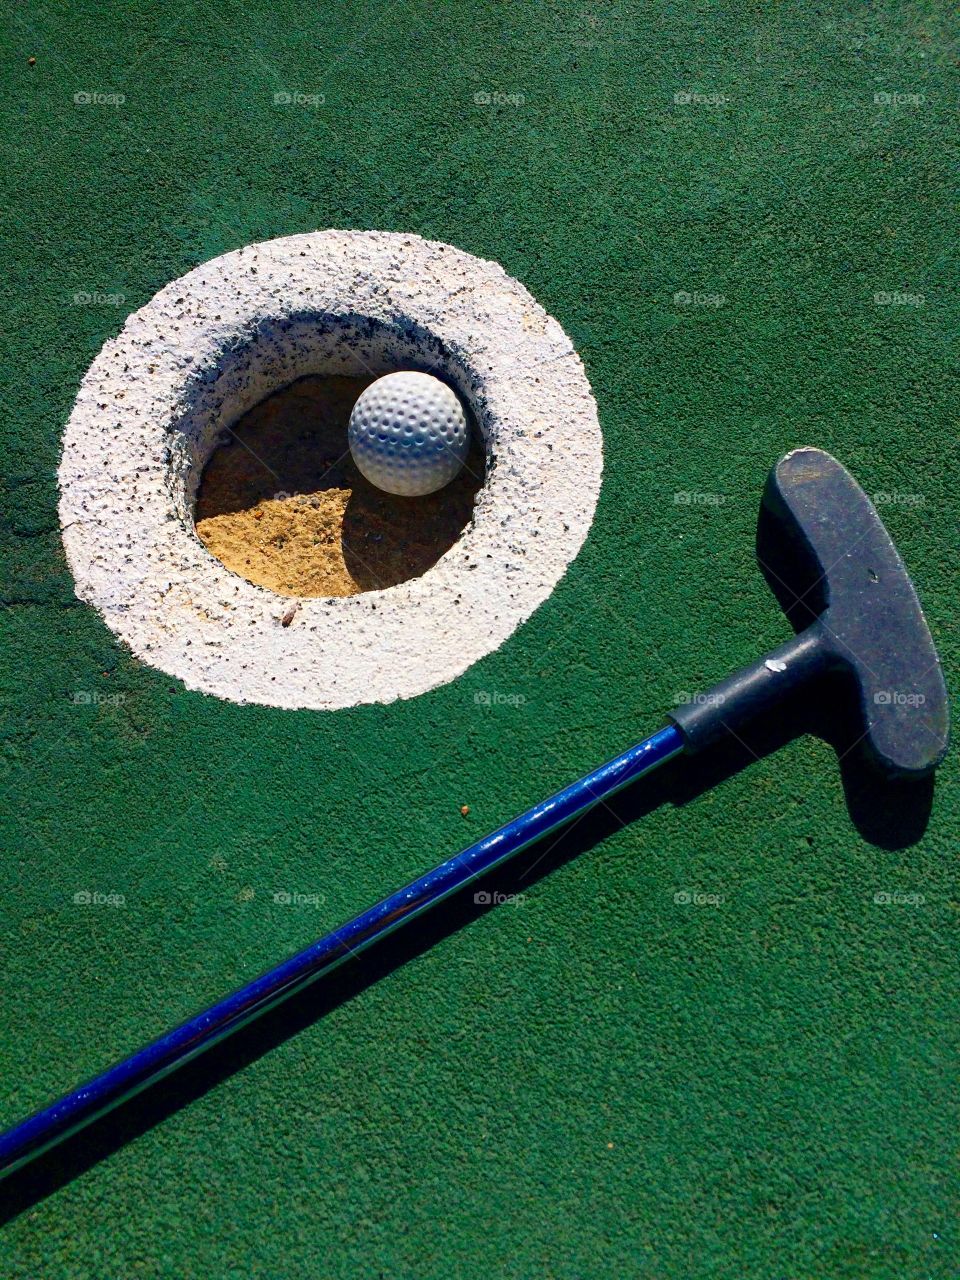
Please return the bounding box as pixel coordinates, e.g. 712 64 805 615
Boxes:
0 448 948 1179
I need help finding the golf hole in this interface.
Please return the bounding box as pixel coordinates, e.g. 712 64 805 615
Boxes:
60 230 603 708
166 310 492 600
193 373 485 598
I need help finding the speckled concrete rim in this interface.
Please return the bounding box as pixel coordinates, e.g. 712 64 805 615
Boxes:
58 230 603 709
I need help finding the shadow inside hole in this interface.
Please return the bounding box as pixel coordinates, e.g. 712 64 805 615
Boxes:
193 374 486 596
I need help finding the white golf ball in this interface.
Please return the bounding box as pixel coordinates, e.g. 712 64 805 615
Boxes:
348 371 470 497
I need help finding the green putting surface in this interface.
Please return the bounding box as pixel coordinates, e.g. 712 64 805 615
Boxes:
2 1 958 1275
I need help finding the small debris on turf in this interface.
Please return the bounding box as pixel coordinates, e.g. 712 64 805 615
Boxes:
281 602 301 627
28 57 36 66
460 804 470 816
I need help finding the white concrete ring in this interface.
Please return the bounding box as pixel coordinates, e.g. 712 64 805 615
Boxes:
58 230 603 709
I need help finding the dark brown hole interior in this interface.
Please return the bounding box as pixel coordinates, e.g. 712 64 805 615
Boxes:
194 374 485 597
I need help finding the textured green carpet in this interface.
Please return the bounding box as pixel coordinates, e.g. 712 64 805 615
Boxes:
1 1 957 1275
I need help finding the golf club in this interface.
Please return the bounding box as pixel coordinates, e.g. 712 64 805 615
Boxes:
0 447 948 1180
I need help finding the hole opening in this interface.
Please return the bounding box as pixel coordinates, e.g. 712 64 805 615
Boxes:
167 311 490 597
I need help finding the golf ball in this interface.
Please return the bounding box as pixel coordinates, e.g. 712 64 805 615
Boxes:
348 371 470 497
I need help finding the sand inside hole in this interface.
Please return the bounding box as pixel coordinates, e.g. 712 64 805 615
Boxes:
194 375 485 598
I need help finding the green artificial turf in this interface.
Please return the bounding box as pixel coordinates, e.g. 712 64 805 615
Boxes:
1 1 958 1275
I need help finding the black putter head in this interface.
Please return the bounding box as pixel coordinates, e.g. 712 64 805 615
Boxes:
670 448 949 780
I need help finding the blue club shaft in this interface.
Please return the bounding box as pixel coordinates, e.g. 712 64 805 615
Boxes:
0 723 684 1178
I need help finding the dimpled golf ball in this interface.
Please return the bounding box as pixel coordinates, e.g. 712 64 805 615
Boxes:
348 371 470 497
